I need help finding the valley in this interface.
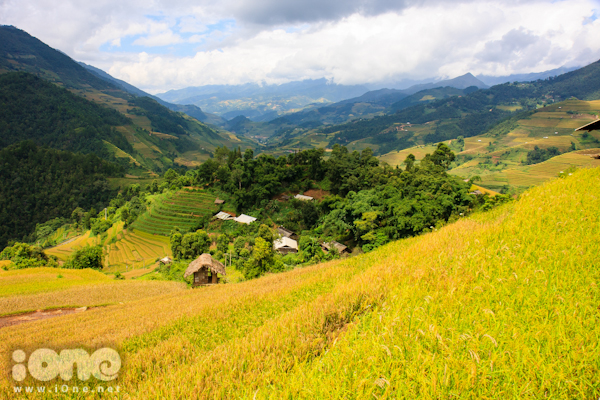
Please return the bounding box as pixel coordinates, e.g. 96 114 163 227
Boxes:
1 20 600 400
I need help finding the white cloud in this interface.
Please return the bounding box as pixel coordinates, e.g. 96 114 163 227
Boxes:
1 0 599 92
132 31 184 47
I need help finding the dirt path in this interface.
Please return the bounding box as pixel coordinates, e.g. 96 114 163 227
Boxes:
0 307 89 329
46 235 81 250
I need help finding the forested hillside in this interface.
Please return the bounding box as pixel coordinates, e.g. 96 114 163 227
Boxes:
0 141 122 248
0 26 257 172
0 72 132 158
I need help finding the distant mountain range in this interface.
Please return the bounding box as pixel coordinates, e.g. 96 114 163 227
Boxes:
156 79 371 121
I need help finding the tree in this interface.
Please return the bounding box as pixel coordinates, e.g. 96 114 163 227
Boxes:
170 230 183 259
257 224 274 245
427 143 455 169
0 242 49 269
216 234 230 254
179 230 210 259
164 169 179 185
243 237 273 279
64 246 103 269
404 154 416 171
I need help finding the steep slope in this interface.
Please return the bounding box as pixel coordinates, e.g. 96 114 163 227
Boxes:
0 25 116 92
0 141 121 248
0 26 257 172
0 72 132 158
79 62 227 127
1 167 598 398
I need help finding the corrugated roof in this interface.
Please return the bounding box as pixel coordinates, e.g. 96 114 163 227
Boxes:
274 237 298 250
215 211 233 220
234 214 257 224
294 194 314 201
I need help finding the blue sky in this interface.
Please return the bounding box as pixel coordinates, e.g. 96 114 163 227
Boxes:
2 0 600 93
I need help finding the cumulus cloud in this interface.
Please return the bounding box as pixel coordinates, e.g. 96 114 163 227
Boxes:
1 0 599 92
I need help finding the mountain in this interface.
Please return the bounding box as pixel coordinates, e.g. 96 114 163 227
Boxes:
155 78 370 120
265 59 600 156
0 25 255 173
400 73 489 95
78 62 227 127
0 25 115 92
477 66 580 86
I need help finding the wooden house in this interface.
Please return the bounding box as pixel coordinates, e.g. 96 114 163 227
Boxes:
183 253 226 286
321 241 350 256
277 226 299 241
274 237 298 255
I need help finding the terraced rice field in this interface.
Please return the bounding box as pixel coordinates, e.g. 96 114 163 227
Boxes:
480 149 600 188
133 190 232 236
45 231 102 261
104 229 171 272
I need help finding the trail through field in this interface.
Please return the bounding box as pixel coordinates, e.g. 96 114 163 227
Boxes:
45 234 80 249
0 307 89 329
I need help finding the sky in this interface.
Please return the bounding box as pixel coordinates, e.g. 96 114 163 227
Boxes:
2 0 600 94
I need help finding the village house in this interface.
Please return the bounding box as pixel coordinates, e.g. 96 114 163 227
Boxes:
277 226 299 241
214 211 234 221
294 194 314 201
183 253 226 286
158 256 173 265
274 236 298 255
233 214 257 224
321 241 350 256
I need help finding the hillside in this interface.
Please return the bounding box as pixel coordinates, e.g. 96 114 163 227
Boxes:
378 98 600 191
270 59 600 157
1 166 598 398
0 72 132 157
79 62 227 127
132 189 234 236
0 26 255 173
0 141 122 249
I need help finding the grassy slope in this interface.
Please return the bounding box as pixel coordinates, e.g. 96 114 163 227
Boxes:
1 167 599 398
0 267 185 315
379 99 600 190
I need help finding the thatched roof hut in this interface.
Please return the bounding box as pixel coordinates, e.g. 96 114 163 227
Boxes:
184 253 226 286
159 256 173 265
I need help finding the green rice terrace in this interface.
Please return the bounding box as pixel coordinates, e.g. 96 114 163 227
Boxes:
132 189 235 236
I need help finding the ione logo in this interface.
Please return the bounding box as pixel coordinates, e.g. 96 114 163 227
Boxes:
12 348 121 382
